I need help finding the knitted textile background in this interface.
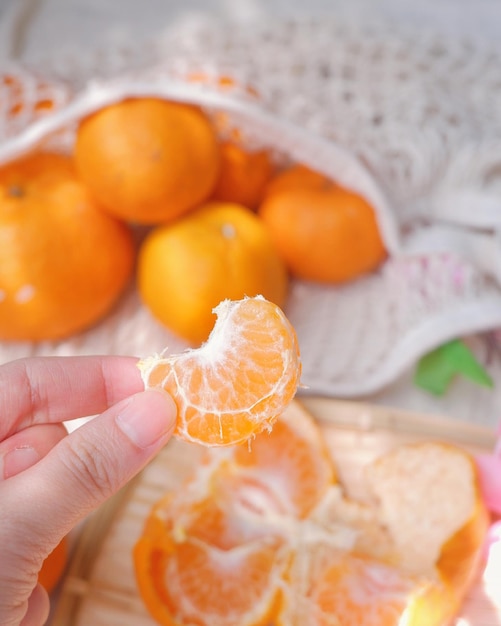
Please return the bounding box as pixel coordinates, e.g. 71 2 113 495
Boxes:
1 11 501 411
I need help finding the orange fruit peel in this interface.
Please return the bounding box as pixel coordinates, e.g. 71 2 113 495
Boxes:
138 296 301 446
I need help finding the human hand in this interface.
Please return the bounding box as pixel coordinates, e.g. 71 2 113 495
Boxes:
0 356 177 626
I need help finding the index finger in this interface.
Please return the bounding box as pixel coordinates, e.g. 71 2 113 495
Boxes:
0 355 144 438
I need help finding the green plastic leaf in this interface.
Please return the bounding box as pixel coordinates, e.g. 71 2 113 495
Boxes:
414 339 494 396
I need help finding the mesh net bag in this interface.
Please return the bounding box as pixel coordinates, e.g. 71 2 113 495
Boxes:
1 14 501 397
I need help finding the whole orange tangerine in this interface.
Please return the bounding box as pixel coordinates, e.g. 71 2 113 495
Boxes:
137 202 288 345
74 98 221 224
259 165 387 283
0 152 135 340
212 141 275 210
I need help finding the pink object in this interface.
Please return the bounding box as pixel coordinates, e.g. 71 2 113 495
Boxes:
476 454 501 515
475 419 501 514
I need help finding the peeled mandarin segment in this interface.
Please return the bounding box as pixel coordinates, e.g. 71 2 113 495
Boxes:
165 539 286 626
309 555 429 626
136 483 288 626
279 549 451 626
134 534 288 626
139 296 301 446
233 402 336 518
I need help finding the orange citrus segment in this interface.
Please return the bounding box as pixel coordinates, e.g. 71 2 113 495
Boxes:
134 534 288 626
278 547 456 626
139 296 301 446
232 404 336 518
308 554 428 626
163 538 285 626
135 467 291 626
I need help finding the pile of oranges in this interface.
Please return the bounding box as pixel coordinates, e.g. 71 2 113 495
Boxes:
0 92 387 345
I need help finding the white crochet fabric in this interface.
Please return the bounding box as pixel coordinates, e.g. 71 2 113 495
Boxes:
1 15 501 398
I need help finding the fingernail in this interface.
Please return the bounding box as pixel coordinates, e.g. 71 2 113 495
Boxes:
3 446 40 479
116 390 177 449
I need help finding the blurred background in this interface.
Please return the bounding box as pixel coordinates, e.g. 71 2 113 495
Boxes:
2 0 501 429
2 0 501 58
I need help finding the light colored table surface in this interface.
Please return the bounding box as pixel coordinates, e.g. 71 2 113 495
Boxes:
1 0 501 431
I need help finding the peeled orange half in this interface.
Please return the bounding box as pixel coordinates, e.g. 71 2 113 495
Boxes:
134 403 333 626
134 400 489 626
139 296 301 446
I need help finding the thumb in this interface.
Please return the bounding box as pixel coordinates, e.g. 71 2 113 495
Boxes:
2 388 177 557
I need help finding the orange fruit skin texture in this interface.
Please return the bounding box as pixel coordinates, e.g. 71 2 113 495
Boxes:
38 536 68 594
137 202 288 345
0 152 135 341
74 98 221 225
259 164 387 283
139 296 301 447
211 142 275 210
